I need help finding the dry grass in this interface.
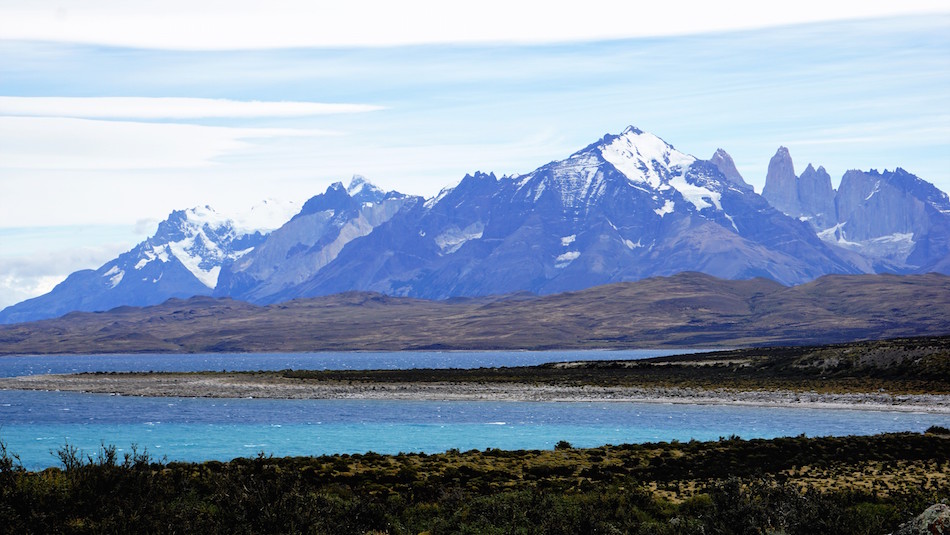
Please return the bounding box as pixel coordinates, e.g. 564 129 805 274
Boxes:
3 272 950 354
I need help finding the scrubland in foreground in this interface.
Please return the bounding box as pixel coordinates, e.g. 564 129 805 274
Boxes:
1 431 948 534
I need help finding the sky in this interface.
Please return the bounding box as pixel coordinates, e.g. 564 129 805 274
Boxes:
1 1 949 310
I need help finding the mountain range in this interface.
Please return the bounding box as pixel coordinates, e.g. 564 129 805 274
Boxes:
761 147 950 273
2 125 949 324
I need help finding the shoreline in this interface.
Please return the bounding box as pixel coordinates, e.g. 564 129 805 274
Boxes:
2 373 949 413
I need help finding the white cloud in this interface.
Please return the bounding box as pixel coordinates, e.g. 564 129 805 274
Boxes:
0 273 64 310
0 116 332 170
0 0 947 49
0 96 384 119
0 238 136 310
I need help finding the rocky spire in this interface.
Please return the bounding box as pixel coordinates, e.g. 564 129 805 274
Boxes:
709 148 752 192
761 147 801 217
797 164 836 229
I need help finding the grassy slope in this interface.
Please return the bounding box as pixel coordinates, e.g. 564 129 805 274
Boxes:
2 272 950 354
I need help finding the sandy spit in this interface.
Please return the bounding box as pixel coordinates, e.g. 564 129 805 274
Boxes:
1 373 949 414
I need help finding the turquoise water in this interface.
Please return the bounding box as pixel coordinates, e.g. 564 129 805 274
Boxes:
1 390 946 471
0 352 946 471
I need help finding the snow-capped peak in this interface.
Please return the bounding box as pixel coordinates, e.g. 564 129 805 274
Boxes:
347 175 374 195
131 200 285 289
346 175 387 203
599 127 696 189
596 126 730 213
183 204 229 228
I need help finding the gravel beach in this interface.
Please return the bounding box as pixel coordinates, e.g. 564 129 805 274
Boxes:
1 373 948 413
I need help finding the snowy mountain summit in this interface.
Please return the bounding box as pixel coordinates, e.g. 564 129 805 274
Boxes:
0 203 287 324
517 126 732 218
276 126 857 300
137 205 264 289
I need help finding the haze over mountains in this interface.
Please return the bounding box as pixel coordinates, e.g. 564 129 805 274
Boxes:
3 126 949 324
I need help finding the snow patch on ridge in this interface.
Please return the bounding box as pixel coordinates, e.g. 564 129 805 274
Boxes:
547 153 605 208
655 200 675 217
135 245 170 269
818 223 860 247
669 173 721 211
166 236 222 289
103 265 124 288
425 187 453 209
555 250 580 268
819 224 916 262
435 222 484 254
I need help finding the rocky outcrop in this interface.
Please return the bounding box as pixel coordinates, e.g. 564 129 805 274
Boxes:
893 503 949 535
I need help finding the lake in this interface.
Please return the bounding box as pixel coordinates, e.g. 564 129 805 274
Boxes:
0 351 946 471
0 349 698 378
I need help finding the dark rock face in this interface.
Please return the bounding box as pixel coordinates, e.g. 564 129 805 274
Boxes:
761 148 835 229
836 168 946 241
832 168 950 270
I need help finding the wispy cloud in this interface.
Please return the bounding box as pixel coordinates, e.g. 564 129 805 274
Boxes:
0 226 143 309
0 96 384 119
1 0 947 49
0 116 334 170
1 13 948 309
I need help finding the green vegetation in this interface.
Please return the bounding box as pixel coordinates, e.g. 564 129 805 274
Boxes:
2 432 948 534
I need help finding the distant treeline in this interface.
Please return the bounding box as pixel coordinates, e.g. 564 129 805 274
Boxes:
2 431 948 534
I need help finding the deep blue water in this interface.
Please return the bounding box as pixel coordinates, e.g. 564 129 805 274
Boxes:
0 352 946 471
0 349 695 378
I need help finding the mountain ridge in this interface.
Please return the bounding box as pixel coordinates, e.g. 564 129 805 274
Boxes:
3 125 949 323
270 126 858 301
